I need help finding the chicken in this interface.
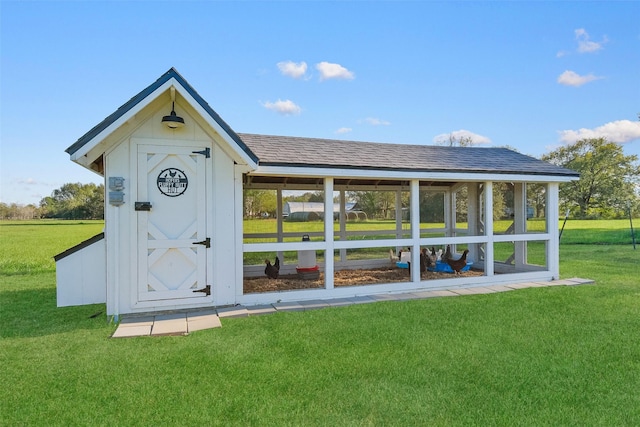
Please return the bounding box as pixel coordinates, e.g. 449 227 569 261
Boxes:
389 248 400 263
427 247 438 267
264 256 280 279
446 249 469 275
419 249 427 273
442 245 452 263
419 248 435 273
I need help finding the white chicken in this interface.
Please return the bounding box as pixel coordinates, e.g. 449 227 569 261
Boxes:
389 248 400 264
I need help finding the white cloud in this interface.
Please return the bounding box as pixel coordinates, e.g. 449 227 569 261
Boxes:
558 120 640 144
360 117 391 126
18 178 38 185
261 99 302 115
277 61 308 79
557 70 603 87
432 130 492 145
335 127 352 134
316 62 355 81
575 28 607 53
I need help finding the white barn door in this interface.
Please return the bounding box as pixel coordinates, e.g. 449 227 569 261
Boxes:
136 144 210 303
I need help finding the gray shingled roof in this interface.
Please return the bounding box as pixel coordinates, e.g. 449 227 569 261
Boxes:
238 133 579 177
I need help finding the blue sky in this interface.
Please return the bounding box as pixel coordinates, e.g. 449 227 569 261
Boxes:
1 1 639 205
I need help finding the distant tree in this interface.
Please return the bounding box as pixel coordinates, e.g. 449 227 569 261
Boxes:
346 190 401 219
0 202 40 220
435 133 475 147
243 189 276 218
39 183 104 219
541 138 640 218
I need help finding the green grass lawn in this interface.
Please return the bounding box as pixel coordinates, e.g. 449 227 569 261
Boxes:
1 219 639 425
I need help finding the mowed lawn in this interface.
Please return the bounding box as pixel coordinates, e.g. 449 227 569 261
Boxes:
1 220 639 426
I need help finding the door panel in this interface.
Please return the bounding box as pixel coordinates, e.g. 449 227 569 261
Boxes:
137 144 208 302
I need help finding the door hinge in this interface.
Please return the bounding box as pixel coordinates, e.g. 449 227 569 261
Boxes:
193 285 211 296
194 237 210 248
192 148 210 158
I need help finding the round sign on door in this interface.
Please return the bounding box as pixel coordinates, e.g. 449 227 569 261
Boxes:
157 168 188 197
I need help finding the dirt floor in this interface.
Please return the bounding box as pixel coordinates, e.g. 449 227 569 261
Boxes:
243 266 484 293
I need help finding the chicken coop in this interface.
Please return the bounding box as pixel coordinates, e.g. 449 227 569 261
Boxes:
56 68 579 316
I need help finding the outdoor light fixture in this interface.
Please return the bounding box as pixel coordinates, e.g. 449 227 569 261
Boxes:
161 86 185 129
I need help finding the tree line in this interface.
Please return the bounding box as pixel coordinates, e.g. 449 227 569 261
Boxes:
0 183 104 220
2 137 639 221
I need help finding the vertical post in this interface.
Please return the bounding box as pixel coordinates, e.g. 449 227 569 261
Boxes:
410 179 420 283
339 189 347 261
467 183 479 264
113 205 120 323
484 181 494 276
276 189 283 261
546 183 560 279
395 189 403 240
324 177 334 289
234 168 245 299
513 182 527 269
444 191 451 237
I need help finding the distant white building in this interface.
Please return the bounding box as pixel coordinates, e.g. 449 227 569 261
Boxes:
283 201 365 221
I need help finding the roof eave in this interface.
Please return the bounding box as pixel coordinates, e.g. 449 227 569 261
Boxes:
250 164 580 183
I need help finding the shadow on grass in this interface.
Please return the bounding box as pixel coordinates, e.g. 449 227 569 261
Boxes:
0 285 110 339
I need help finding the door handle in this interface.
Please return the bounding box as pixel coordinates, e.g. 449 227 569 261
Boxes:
135 202 152 211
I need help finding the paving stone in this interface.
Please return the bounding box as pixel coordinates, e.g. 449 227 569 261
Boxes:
370 294 400 301
119 316 154 326
452 287 496 295
426 290 460 297
273 301 305 312
485 285 516 293
112 324 152 338
187 315 221 332
298 300 330 310
505 282 537 289
530 282 554 287
246 305 278 316
187 309 217 320
565 277 596 285
323 298 355 307
216 306 249 318
151 314 188 336
347 296 377 304
542 281 567 287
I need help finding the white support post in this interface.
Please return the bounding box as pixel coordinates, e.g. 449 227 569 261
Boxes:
234 168 245 299
339 189 347 262
395 189 403 240
467 183 479 264
276 188 283 261
484 181 494 276
447 189 457 252
546 183 560 279
324 178 335 289
513 182 527 269
444 191 452 238
410 179 420 283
